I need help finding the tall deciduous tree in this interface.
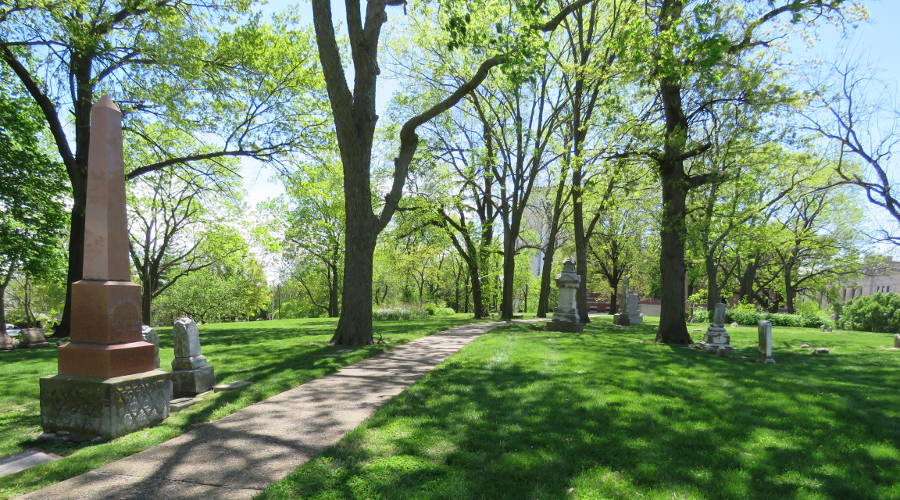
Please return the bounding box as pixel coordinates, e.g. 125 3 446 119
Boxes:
805 61 900 244
311 0 594 342
128 163 240 324
0 87 67 333
641 0 849 344
0 5 324 335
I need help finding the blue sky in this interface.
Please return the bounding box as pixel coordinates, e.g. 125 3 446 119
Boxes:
241 0 900 251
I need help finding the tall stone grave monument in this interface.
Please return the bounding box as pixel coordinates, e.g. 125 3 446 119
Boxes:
171 317 215 397
702 302 732 351
546 259 584 332
614 278 644 326
757 320 775 364
40 96 171 440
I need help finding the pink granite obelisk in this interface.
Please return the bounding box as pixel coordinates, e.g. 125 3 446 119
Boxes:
41 96 171 440
58 96 155 377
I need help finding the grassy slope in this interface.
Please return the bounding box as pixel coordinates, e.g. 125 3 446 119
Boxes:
261 317 899 500
0 315 483 499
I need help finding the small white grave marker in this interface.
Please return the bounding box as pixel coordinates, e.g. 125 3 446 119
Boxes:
757 320 774 364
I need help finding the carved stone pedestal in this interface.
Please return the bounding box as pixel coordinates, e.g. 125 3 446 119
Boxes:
40 370 171 440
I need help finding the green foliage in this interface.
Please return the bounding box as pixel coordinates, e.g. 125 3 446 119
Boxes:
692 303 832 328
728 302 761 326
425 304 456 316
152 229 270 325
838 293 900 333
0 84 68 284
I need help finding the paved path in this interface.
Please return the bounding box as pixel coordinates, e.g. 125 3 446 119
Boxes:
25 321 527 499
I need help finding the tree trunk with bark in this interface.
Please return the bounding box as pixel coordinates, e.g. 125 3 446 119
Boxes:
657 168 692 343
500 223 517 320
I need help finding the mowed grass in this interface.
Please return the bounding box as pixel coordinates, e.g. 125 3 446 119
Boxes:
0 314 484 499
261 316 899 500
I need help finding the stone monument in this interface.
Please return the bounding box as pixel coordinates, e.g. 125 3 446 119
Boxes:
142 325 160 369
171 317 215 397
702 302 732 351
22 328 51 348
894 334 900 348
757 320 775 364
39 96 171 440
0 333 14 351
614 278 643 326
546 259 584 332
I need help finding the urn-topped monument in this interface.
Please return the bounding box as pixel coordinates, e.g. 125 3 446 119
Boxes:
39 97 172 440
546 259 585 332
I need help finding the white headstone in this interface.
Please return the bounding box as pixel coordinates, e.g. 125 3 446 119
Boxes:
142 325 160 368
757 320 774 364
172 317 207 370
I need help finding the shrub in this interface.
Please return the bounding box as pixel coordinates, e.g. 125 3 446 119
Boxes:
838 293 900 333
690 309 709 323
424 303 455 316
726 303 760 326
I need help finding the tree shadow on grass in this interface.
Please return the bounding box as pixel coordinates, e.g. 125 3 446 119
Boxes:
267 327 898 499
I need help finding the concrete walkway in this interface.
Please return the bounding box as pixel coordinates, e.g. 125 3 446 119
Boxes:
25 321 524 499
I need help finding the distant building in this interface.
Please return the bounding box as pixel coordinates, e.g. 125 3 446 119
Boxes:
838 257 900 302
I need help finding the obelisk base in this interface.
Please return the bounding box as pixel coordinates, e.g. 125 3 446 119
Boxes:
40 370 171 440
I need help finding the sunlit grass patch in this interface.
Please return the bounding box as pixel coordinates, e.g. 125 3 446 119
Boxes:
261 318 899 499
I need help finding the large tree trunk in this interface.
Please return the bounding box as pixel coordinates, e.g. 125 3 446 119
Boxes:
500 228 516 320
0 281 7 334
470 262 486 318
328 264 339 317
55 171 87 337
536 243 557 317
141 284 152 326
654 1 693 344
784 265 795 314
657 171 692 343
331 225 376 345
54 55 93 338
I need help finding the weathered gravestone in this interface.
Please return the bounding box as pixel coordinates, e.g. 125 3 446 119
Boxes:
614 278 643 326
546 259 585 332
702 303 732 351
894 334 900 348
22 328 51 348
0 333 14 351
39 96 171 440
171 317 215 397
757 320 775 364
142 325 160 369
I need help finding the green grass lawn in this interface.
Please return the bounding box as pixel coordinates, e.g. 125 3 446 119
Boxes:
0 314 484 499
261 316 899 500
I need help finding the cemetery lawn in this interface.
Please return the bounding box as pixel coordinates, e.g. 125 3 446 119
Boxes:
0 314 486 499
261 317 899 500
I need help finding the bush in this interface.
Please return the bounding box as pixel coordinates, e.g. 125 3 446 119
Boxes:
726 303 760 326
838 293 900 333
424 303 455 316
697 303 834 329
690 309 709 323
